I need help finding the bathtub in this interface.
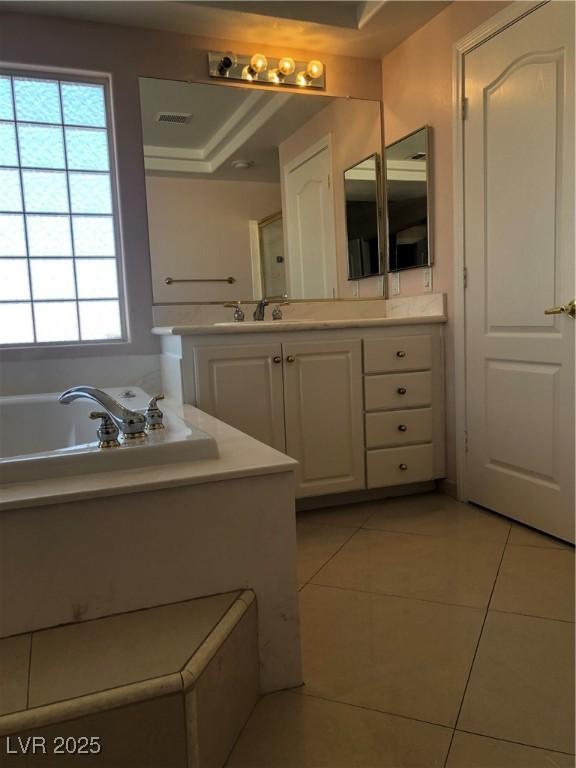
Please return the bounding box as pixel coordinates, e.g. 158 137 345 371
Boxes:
0 387 218 484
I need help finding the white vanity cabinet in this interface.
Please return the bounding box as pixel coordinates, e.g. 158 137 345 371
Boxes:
157 319 446 499
194 338 365 496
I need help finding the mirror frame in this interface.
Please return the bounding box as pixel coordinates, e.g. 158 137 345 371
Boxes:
343 152 386 281
385 124 433 273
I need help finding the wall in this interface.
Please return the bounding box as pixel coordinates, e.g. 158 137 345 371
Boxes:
146 176 281 302
381 0 510 484
0 10 381 394
279 98 383 299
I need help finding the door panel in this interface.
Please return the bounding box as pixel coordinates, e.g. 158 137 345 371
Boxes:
464 1 574 541
195 344 285 452
283 339 364 496
283 143 337 299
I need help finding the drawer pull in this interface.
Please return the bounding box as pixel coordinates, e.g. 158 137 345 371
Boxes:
272 355 282 364
398 424 407 432
286 355 295 363
396 350 406 358
399 463 408 471
397 387 407 395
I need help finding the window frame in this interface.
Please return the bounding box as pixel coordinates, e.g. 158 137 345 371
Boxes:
0 66 129 350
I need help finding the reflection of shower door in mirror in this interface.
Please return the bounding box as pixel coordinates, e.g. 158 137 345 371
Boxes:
283 137 337 299
259 213 286 298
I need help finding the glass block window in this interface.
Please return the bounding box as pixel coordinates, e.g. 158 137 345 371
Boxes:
0 72 125 346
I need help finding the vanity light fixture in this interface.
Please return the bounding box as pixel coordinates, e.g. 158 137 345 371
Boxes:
242 53 268 81
296 60 325 87
216 52 237 77
208 51 325 89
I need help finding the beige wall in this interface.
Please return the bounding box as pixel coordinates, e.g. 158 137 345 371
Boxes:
381 1 510 483
0 10 381 372
279 98 383 299
146 176 281 302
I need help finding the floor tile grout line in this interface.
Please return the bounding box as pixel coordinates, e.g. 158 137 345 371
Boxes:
442 525 512 768
488 607 575 625
300 526 364 588
305 580 488 613
454 726 576 757
289 688 455 732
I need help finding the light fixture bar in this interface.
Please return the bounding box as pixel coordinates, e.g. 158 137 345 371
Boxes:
208 51 326 90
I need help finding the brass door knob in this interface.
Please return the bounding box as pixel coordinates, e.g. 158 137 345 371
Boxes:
399 463 408 471
272 355 282 364
396 350 406 358
397 387 407 395
398 424 407 432
544 299 576 319
286 355 295 363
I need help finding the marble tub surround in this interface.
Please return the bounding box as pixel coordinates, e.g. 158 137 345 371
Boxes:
1 406 301 695
1 591 259 768
0 403 297 512
152 292 446 328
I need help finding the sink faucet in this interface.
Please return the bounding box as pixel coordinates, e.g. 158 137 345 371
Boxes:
59 386 147 438
253 297 270 321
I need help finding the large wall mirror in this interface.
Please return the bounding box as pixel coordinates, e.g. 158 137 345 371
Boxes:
386 126 432 272
344 153 384 280
139 78 382 303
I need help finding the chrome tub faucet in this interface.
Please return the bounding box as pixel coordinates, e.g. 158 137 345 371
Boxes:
59 386 147 439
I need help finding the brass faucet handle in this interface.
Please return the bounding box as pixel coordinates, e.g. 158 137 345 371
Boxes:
148 393 165 407
145 394 165 430
89 411 120 448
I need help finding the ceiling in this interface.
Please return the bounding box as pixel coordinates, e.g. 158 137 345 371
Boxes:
140 78 337 181
1 0 452 59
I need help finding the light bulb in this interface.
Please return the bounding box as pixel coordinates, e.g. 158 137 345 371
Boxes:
268 69 282 84
278 56 295 76
217 52 237 76
242 64 255 82
296 71 309 87
305 60 324 80
250 53 268 74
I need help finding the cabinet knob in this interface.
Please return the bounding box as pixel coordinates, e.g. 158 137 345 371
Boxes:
398 463 408 471
286 355 295 363
398 424 407 432
396 350 406 358
397 387 407 395
272 355 282 364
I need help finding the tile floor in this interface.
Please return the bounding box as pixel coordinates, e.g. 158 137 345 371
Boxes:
227 492 575 767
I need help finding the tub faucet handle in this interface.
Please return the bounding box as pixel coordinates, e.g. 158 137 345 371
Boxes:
145 394 165 430
90 411 120 449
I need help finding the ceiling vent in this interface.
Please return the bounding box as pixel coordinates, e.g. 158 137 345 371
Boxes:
155 112 192 125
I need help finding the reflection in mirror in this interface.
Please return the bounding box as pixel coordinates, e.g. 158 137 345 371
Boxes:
139 78 382 303
344 154 383 280
386 126 431 272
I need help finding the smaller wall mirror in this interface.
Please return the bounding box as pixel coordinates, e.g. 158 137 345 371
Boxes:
386 126 432 272
344 153 384 280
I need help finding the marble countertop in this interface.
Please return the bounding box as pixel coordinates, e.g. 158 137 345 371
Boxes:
0 404 297 512
152 314 447 336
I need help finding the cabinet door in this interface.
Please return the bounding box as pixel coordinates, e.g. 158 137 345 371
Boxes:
283 339 364 496
195 344 286 452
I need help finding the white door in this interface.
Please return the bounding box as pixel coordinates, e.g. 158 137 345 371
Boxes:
283 339 364 496
194 344 286 452
464 1 575 541
283 139 337 299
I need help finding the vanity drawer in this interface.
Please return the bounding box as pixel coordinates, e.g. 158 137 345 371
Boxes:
364 371 432 411
364 335 432 373
365 408 433 449
367 444 435 488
